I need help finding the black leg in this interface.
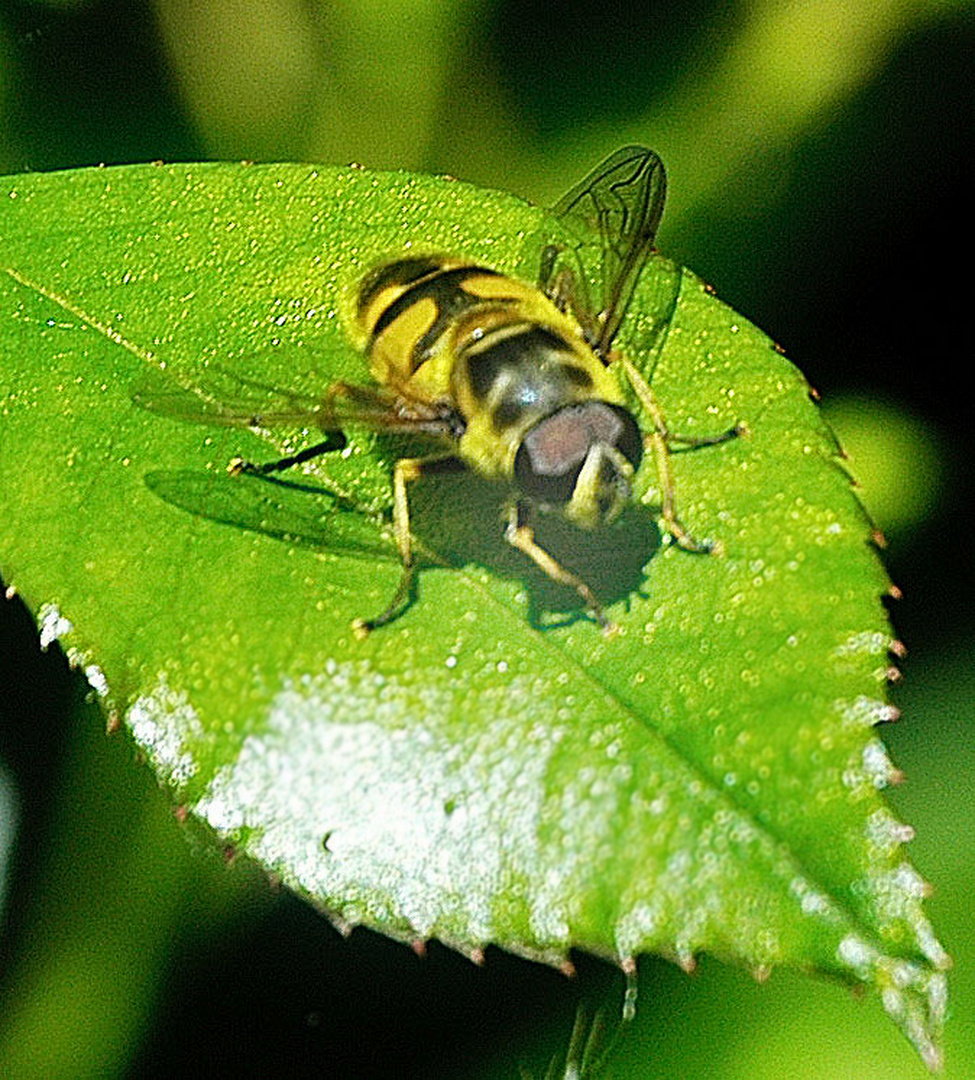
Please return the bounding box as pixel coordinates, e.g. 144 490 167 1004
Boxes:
230 434 346 476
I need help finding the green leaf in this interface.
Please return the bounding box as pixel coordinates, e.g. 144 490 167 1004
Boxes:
0 161 948 1067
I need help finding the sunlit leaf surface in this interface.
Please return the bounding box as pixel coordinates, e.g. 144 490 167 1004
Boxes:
0 161 948 1067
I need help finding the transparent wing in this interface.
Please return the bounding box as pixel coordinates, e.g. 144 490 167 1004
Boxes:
130 365 327 428
131 364 456 437
552 145 668 355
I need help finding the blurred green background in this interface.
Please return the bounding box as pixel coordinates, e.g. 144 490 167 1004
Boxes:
0 1 971 1076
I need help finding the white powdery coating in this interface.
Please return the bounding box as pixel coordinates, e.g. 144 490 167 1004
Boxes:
833 630 892 657
861 739 896 788
126 675 204 785
38 603 73 651
837 933 879 972
837 932 947 1070
194 667 552 943
83 662 110 698
841 737 898 793
917 924 952 971
865 808 914 852
835 695 898 729
66 645 112 701
33 606 111 701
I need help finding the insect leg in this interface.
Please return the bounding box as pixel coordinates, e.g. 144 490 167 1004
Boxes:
664 425 746 448
226 378 371 476
351 453 459 639
229 435 344 477
505 502 618 636
615 353 739 554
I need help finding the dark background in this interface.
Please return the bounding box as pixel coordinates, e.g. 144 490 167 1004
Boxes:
1 2 972 1076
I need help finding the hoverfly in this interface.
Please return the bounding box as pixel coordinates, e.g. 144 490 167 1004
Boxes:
137 147 740 635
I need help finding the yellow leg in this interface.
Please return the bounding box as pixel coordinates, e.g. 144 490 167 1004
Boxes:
352 454 455 638
616 353 739 554
505 503 618 636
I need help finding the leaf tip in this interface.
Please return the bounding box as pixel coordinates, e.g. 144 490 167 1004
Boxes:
674 950 697 975
327 911 355 939
889 638 908 660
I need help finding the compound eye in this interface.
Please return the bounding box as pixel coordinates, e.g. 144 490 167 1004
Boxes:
608 404 643 472
513 402 642 504
513 428 581 504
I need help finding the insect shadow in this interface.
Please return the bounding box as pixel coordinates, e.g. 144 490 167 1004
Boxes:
144 449 660 632
143 458 395 562
376 456 661 630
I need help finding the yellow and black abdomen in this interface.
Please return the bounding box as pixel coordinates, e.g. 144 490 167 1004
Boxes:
353 256 517 396
352 256 625 479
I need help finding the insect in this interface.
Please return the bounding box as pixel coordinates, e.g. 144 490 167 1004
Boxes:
137 146 740 635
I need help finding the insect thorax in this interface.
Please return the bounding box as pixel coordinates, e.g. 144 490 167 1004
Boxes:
354 256 625 479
